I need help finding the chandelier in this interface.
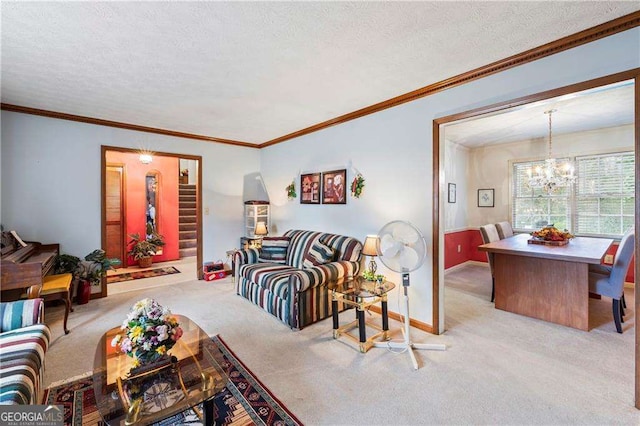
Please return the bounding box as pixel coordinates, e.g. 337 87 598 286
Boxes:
526 109 575 193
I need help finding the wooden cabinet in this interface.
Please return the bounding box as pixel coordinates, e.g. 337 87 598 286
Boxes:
244 202 269 238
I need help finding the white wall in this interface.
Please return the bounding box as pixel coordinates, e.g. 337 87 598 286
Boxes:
1 28 637 324
260 27 639 328
444 140 470 232
1 112 260 269
466 124 635 228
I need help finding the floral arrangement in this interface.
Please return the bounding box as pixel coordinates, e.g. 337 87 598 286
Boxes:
180 169 189 177
351 174 365 198
531 225 574 242
286 180 297 200
111 298 183 366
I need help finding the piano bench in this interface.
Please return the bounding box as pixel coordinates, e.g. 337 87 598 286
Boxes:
28 273 73 335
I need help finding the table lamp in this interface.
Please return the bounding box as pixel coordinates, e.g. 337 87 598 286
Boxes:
255 221 268 238
362 235 379 275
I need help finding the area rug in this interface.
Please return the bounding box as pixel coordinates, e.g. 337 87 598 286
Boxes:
106 266 181 284
42 335 302 426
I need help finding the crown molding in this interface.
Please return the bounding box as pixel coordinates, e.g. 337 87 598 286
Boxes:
260 10 640 148
0 103 258 148
2 11 638 149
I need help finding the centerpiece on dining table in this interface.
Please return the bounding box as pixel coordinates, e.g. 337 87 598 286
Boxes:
528 225 574 246
111 298 183 374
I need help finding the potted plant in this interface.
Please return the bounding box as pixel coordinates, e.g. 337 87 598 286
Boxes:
179 169 189 184
128 232 165 268
55 250 119 304
76 249 120 304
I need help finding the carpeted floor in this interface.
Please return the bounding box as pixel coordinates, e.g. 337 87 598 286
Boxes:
42 335 301 426
106 266 181 284
41 266 640 424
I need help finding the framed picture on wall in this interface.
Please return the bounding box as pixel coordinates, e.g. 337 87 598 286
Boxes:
322 169 347 204
448 183 456 203
300 173 321 204
477 188 494 207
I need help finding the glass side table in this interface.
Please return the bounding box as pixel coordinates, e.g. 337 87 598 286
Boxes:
93 315 228 425
328 276 396 353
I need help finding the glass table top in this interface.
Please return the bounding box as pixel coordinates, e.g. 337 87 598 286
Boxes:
327 276 396 299
92 315 228 425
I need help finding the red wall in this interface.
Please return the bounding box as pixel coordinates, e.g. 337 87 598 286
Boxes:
444 229 487 269
444 229 633 283
604 243 635 283
106 151 180 266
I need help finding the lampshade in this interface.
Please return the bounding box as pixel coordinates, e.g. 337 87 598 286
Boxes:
255 221 268 237
362 235 379 257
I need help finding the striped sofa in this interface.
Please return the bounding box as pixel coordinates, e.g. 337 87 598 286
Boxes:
234 229 363 329
0 299 50 405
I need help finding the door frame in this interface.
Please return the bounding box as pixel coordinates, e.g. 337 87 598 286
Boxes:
431 68 639 407
100 145 203 298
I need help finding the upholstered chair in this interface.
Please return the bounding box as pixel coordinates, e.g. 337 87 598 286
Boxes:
479 224 501 302
588 227 634 333
495 221 514 240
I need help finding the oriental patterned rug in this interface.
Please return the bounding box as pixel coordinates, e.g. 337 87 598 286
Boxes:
42 335 302 426
106 266 181 284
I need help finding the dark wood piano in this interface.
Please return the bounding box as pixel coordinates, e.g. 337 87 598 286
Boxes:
1 231 59 301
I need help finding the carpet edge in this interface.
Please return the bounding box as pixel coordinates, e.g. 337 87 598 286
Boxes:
214 334 303 426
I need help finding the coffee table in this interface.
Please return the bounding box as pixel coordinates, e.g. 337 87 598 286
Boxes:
328 276 395 353
93 315 228 425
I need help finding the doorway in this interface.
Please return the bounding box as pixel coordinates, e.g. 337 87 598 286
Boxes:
432 69 639 408
101 146 203 298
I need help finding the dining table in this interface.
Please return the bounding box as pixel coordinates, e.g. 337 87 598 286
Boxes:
478 233 613 330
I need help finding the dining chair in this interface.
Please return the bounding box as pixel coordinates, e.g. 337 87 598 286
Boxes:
588 227 634 333
479 224 501 302
495 221 514 240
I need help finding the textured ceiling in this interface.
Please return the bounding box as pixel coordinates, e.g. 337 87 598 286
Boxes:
445 81 635 148
1 2 639 145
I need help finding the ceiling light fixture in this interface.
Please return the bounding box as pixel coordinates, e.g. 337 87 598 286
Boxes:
139 152 153 164
526 109 575 193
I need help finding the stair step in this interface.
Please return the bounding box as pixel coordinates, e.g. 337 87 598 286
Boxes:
179 184 196 188
179 188 197 195
179 194 196 200
179 208 197 216
180 247 197 258
180 215 197 224
180 230 197 240
179 239 197 249
179 223 197 232
179 201 197 209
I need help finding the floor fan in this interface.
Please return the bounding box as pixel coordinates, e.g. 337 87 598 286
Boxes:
372 220 446 370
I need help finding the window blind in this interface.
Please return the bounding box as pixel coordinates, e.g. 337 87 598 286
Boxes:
511 151 634 237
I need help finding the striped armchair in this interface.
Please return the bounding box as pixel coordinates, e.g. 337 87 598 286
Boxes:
234 230 363 329
0 299 51 405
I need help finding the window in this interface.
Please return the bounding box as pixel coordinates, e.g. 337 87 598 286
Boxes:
512 151 634 237
574 152 634 236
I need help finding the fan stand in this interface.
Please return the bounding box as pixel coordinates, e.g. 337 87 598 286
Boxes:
373 273 446 370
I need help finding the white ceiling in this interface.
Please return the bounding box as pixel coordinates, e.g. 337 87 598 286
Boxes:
1 2 639 145
444 80 636 148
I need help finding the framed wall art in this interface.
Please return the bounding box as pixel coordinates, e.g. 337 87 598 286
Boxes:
477 188 494 207
322 169 347 204
300 172 321 204
448 183 456 203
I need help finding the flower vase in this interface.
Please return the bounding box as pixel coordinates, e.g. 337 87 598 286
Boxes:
128 353 175 378
77 279 91 305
